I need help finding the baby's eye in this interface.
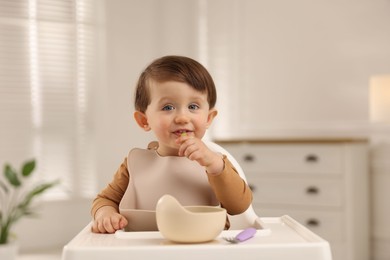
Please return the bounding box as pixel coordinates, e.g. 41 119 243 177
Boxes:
188 104 200 110
162 105 174 111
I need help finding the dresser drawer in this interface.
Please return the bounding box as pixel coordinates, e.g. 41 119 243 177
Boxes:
257 207 345 242
223 143 343 175
251 178 343 207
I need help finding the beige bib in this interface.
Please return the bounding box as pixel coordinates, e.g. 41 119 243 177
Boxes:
119 145 219 212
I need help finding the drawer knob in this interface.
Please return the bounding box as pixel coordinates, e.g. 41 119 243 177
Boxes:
306 218 320 227
305 154 319 163
243 154 255 162
306 186 319 195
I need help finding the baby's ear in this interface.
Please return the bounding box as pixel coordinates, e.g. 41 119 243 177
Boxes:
206 108 218 128
134 111 151 131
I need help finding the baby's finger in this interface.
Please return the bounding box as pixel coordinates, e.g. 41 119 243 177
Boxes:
119 216 128 229
111 216 122 230
183 143 199 158
178 137 195 156
103 218 116 233
97 220 107 233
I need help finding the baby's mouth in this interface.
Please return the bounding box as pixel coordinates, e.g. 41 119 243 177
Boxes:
174 130 191 136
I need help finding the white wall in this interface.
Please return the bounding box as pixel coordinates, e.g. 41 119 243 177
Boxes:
206 0 390 138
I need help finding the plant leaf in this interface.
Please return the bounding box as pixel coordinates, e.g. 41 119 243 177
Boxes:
22 160 36 177
18 181 59 209
4 164 21 187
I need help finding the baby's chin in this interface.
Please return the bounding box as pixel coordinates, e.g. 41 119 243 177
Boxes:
157 144 180 156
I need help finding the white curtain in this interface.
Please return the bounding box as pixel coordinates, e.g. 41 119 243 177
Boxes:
0 0 98 198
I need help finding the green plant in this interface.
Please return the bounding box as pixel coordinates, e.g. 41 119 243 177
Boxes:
0 159 58 244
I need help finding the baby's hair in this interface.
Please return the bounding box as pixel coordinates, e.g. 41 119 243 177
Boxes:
134 55 217 113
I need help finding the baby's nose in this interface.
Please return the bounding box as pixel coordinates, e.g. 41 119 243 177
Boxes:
174 112 190 123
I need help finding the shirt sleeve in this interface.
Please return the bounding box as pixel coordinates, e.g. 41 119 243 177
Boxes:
207 155 253 215
90 158 130 218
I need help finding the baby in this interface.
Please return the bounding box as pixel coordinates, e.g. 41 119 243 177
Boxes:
91 55 252 233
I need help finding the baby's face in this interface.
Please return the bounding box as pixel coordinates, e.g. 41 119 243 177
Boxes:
144 80 214 156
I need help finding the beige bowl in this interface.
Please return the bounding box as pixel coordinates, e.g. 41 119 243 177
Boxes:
156 194 226 243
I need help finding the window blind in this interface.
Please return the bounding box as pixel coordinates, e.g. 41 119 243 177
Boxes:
0 0 98 198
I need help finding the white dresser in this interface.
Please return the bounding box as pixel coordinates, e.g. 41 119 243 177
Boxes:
216 139 369 260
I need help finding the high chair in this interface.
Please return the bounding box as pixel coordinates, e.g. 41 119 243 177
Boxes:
62 142 332 260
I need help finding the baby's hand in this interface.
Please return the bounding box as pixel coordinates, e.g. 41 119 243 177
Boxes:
177 133 224 175
91 206 128 233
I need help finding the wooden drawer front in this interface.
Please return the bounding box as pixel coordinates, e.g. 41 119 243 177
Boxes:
223 144 343 175
251 178 343 207
257 208 345 242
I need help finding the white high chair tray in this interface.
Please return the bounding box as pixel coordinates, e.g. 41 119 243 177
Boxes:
62 215 332 260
